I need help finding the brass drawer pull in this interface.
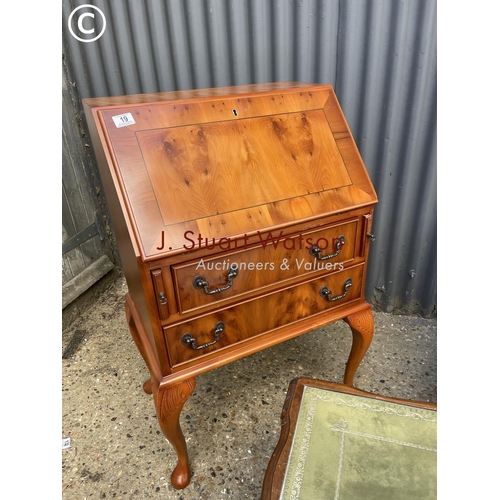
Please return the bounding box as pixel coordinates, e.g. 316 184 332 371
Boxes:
181 321 225 350
158 292 168 305
320 278 352 302
309 236 345 260
193 267 239 294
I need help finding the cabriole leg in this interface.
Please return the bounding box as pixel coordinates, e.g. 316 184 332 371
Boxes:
125 296 194 488
154 378 196 489
143 379 153 394
343 307 374 386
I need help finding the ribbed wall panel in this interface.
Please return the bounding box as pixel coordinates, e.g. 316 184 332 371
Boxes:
62 0 437 316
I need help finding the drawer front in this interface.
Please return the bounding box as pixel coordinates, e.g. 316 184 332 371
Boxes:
172 219 358 313
165 263 364 367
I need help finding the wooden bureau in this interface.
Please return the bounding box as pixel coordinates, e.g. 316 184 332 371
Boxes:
83 82 378 489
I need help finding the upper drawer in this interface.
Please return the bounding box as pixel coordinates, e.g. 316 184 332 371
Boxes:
172 219 358 313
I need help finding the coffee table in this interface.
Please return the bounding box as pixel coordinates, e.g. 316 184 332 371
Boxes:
262 377 437 500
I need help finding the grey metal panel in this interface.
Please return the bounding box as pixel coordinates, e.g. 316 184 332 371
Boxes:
334 0 437 316
227 0 253 85
62 0 437 316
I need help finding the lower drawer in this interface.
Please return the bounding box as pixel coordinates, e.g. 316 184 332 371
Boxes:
164 263 365 367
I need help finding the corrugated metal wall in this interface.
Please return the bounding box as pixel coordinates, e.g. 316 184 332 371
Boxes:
62 0 437 316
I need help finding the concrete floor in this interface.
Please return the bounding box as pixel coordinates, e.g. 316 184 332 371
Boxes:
62 271 437 500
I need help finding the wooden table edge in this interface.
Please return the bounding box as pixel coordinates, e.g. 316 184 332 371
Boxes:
261 377 437 499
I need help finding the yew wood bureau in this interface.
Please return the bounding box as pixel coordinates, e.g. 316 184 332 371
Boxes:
83 82 378 489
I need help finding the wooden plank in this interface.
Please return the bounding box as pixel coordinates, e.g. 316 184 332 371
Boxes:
62 255 114 308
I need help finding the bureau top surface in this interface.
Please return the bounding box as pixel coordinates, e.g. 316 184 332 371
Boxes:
84 82 377 261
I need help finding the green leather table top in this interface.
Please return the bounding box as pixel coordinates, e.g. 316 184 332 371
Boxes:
279 386 437 500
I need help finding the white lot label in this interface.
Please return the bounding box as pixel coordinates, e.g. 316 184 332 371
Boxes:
112 113 136 128
62 437 71 450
